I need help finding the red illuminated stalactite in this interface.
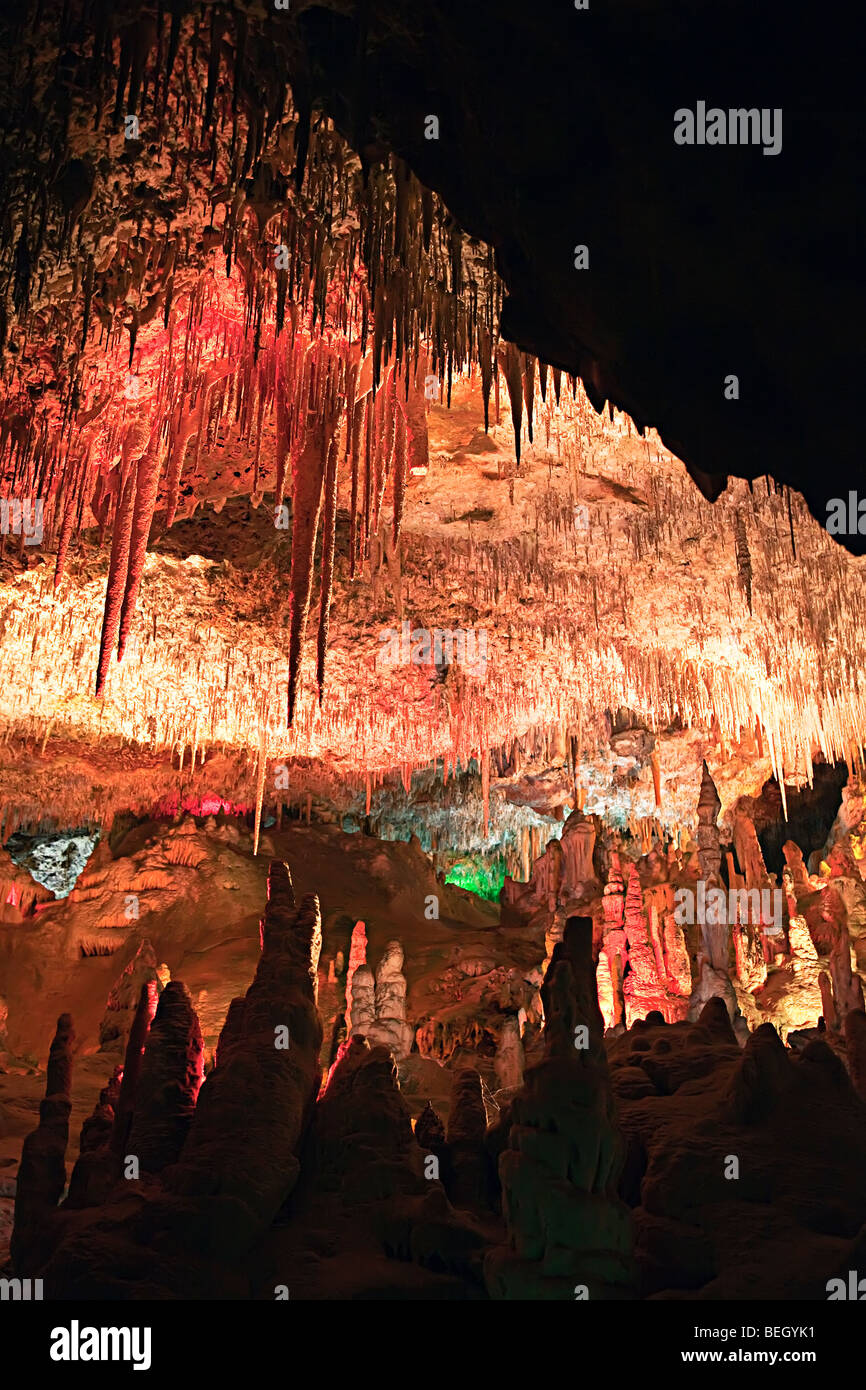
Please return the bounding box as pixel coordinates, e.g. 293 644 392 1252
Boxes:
316 433 340 707
348 396 363 579
251 363 267 495
287 411 328 725
392 401 407 545
382 363 397 471
162 381 198 530
95 466 137 697
117 443 163 662
274 364 290 509
53 449 88 592
253 722 267 857
343 356 359 461
361 391 373 562
370 379 386 537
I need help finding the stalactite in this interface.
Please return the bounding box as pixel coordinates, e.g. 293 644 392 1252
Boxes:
163 404 197 531
361 390 373 560
651 747 661 809
274 364 291 508
1 22 864 800
734 510 753 615
376 365 397 525
349 396 363 579
500 341 524 464
392 399 408 544
370 376 386 537
479 326 493 431
521 352 535 444
117 442 162 662
253 725 266 856
403 358 429 475
53 451 89 592
316 434 339 706
287 367 332 726
481 745 490 838
95 464 137 697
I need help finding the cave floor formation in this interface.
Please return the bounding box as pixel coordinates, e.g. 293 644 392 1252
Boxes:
2 761 866 1301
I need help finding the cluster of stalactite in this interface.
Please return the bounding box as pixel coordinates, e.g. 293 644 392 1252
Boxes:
1 6 865 817
2 372 866 814
0 2 507 721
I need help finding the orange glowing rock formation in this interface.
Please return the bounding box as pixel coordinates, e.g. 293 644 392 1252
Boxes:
2 18 866 825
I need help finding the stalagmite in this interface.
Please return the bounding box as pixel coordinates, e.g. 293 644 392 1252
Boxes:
783 839 811 898
345 919 368 1031
732 798 774 955
485 918 634 1299
445 1067 492 1209
828 927 865 1025
10 1013 75 1274
310 1034 425 1215
844 1009 866 1102
365 939 414 1059
597 952 616 1031
494 1015 525 1091
414 1099 446 1152
560 812 597 898
99 939 159 1050
623 868 663 1025
167 863 323 1234
125 982 204 1174
696 761 722 882
534 837 563 910
111 979 160 1156
65 1068 123 1210
601 853 627 1028
662 915 693 999
349 963 376 1036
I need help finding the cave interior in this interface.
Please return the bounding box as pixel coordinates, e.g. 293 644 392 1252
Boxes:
1 0 865 1308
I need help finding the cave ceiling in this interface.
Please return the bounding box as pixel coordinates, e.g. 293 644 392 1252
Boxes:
0 0 864 836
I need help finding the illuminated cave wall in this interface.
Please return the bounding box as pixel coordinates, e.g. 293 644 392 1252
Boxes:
5 829 99 898
444 857 507 901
